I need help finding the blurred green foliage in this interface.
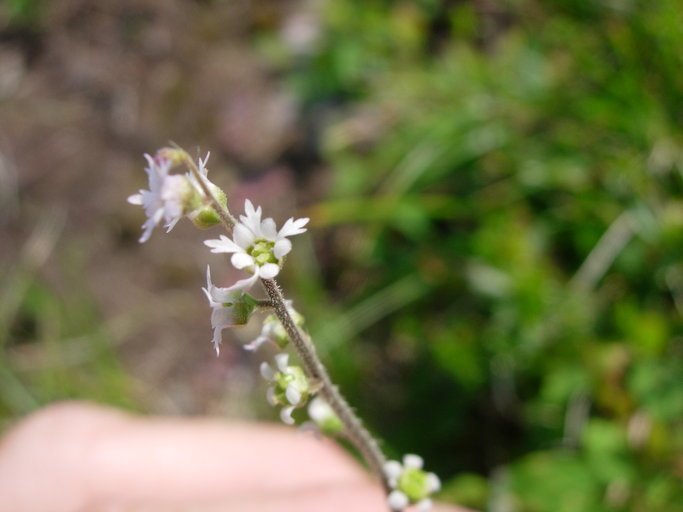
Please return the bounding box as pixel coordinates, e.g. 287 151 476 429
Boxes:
284 0 683 510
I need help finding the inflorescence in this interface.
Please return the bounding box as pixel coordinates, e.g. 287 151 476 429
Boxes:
128 146 441 511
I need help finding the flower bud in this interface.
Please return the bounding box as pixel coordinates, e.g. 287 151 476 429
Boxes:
246 301 304 351
187 177 229 230
307 397 343 435
156 147 190 165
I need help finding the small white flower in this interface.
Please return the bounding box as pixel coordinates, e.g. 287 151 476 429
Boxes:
260 353 312 425
203 266 257 355
383 454 440 511
204 200 309 291
128 154 191 243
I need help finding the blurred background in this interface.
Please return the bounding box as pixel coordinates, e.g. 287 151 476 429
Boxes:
1 0 683 510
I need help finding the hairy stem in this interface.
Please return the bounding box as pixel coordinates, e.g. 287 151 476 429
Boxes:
190 161 391 497
261 278 389 492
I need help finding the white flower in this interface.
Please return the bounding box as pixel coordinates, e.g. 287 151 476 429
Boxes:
128 154 191 243
260 353 312 425
203 266 257 355
383 455 441 511
204 200 309 291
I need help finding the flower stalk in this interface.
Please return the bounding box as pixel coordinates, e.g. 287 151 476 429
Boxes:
189 161 390 490
261 278 390 491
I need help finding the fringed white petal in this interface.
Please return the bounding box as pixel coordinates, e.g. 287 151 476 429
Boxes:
278 217 309 237
204 235 241 253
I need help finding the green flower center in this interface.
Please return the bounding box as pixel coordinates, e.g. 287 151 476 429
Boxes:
273 366 310 406
248 239 278 266
398 468 431 502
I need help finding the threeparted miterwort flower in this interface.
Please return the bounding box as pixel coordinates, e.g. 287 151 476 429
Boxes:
260 353 313 425
384 454 441 511
128 149 227 242
245 301 304 351
127 153 190 243
307 396 343 435
204 200 309 291
202 266 258 355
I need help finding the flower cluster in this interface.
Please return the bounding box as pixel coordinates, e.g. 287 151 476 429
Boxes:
204 200 309 291
384 455 441 511
129 146 440 509
127 149 226 242
260 353 313 425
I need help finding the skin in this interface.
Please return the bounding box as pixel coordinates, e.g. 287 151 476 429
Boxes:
0 402 469 512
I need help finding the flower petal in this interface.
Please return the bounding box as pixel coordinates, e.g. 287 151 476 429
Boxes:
280 406 296 425
403 454 424 469
278 217 309 237
212 327 222 356
233 224 256 249
211 307 237 329
286 383 302 406
426 473 441 493
240 200 262 234
127 193 143 205
231 252 254 270
244 335 270 351
205 235 241 254
260 362 275 381
387 490 409 510
273 239 292 259
384 461 403 481
260 218 278 239
224 273 259 292
258 263 280 279
275 353 289 373
418 498 433 511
